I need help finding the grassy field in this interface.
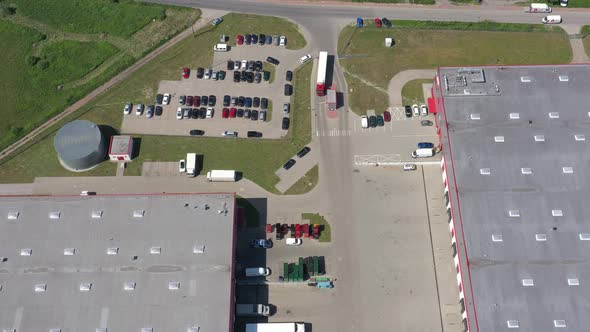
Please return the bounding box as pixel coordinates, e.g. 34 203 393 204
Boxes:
338 21 571 114
583 26 590 57
0 3 200 152
402 79 433 106
0 14 313 194
302 213 331 242
285 164 318 195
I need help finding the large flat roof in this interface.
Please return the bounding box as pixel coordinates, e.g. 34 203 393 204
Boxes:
437 64 590 332
0 193 236 332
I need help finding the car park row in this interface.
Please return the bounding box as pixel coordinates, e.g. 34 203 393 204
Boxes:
235 34 287 46
360 104 429 128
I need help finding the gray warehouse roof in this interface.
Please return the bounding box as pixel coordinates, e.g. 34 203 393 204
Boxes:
0 193 236 332
438 64 590 332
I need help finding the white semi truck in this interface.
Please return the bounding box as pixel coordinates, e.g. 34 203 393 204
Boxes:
186 153 196 177
236 304 270 316
245 323 306 332
206 170 237 182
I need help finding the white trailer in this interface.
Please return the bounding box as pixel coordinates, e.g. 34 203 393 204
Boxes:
245 323 306 332
316 51 328 96
524 3 552 12
206 170 236 182
186 153 196 177
236 304 270 316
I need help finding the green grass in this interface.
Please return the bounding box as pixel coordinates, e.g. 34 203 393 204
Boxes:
4 0 168 38
402 79 433 106
302 213 331 242
583 26 590 58
284 164 318 195
344 72 388 115
237 196 261 227
338 21 571 114
0 13 312 193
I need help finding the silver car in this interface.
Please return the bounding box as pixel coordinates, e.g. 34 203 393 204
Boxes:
259 110 266 121
146 105 154 118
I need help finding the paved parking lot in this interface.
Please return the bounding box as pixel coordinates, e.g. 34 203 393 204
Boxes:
121 41 310 139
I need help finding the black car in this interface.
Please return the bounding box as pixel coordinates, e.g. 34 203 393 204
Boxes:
261 98 268 110
247 72 254 83
265 35 272 45
156 94 163 104
233 70 240 82
227 60 234 70
199 107 206 119
297 146 311 158
286 70 293 81
369 115 377 128
255 61 263 72
191 110 199 119
248 60 255 71
241 71 248 82
244 109 251 119
179 95 186 105
223 95 231 107
382 17 392 28
263 71 270 81
208 95 216 107
284 84 292 96
245 97 252 108
259 34 265 45
377 115 384 127
266 56 280 65
218 70 226 80
421 120 433 126
197 67 204 78
237 108 244 118
404 105 412 118
251 34 258 44
247 131 263 138
155 106 163 116
251 109 259 120
190 130 205 136
201 95 208 106
245 34 251 45
238 96 245 107
253 97 260 108
282 117 290 130
283 159 296 170
254 72 262 83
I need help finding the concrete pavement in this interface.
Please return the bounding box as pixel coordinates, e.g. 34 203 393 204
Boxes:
388 69 436 107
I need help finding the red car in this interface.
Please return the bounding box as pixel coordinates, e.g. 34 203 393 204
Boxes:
222 108 229 118
229 108 237 118
186 95 193 106
383 111 391 122
182 67 190 79
236 35 244 45
374 18 382 28
193 96 200 107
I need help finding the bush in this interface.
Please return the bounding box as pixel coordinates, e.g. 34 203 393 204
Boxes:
26 55 39 66
1 5 16 15
10 126 23 138
37 60 49 70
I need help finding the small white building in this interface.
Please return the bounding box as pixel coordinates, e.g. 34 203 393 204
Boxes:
108 135 133 161
385 37 393 48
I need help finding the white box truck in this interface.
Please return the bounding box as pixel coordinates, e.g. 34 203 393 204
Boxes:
542 15 561 24
411 148 434 158
206 170 236 182
524 3 551 12
186 153 196 177
245 323 306 332
236 304 270 316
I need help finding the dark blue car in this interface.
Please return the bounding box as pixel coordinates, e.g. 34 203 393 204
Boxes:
357 17 364 27
417 142 434 149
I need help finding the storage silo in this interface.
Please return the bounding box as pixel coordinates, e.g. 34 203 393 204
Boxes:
53 120 106 172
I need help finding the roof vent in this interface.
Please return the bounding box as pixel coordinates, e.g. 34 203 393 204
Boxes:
562 167 573 174
558 75 569 82
150 247 161 255
49 329 62 332
106 247 119 255
168 282 180 290
7 211 19 220
480 168 491 175
193 244 205 254
509 113 520 120
521 168 532 175
188 328 200 332
535 234 547 242
534 135 545 142
470 114 480 120
63 248 75 256
568 278 580 286
91 210 103 219
34 284 47 292
20 248 32 256
142 328 153 332
509 210 520 217
3 329 16 332
96 329 107 332
494 136 505 142
492 234 503 242
575 134 586 141
554 320 566 328
522 278 534 287
579 233 590 241
79 282 92 292
520 76 532 83
133 210 145 218
552 209 563 217
507 320 520 328
123 282 136 291
49 211 61 220
548 112 559 119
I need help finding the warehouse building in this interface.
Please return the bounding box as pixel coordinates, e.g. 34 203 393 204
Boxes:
431 64 590 332
0 193 237 332
53 120 106 171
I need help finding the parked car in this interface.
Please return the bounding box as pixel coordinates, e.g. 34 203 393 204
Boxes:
222 108 229 118
245 33 251 45
273 35 279 45
182 67 190 79
186 95 193 106
265 35 272 44
156 94 163 105
251 110 259 120
417 142 434 149
248 60 255 71
206 107 213 118
230 107 237 118
247 72 254 83
383 111 391 122
251 34 258 44
191 109 198 119
421 120 433 126
190 129 205 136
193 96 200 107
227 60 234 70
361 115 368 128
258 34 266 45
212 70 218 80
146 105 154 118
222 130 238 137
266 56 280 65
382 17 392 28
412 104 420 116
176 107 183 120
299 54 312 64
250 239 272 248
233 70 240 82
404 105 412 118
284 84 292 96
283 102 290 114
204 69 211 79
403 164 417 171
282 117 290 130
261 98 268 109
297 146 311 158
377 115 384 127
286 70 293 81
136 103 144 115
356 17 364 27
123 102 132 115
247 131 263 138
155 106 162 116
241 60 247 70
421 104 428 116
263 71 270 81
163 93 170 105
218 70 226 80
244 109 251 119
237 108 244 118
199 107 206 119
286 238 302 246
236 35 244 45
211 17 223 26
279 35 287 46
201 95 208 106
369 115 377 128
283 159 296 170
374 18 382 27
208 95 216 107
179 159 186 172
253 97 260 108
259 110 266 121
245 97 252 108
238 96 245 107
253 72 261 83
197 67 204 78
179 95 186 105
223 95 231 107
183 108 190 119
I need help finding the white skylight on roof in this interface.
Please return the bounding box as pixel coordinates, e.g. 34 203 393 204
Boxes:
79 282 92 292
552 209 563 217
150 247 161 255
548 112 559 119
520 76 532 82
106 247 119 255
20 248 32 256
480 168 491 175
96 329 107 332
568 278 580 286
522 279 534 287
575 134 586 141
49 329 61 332
507 320 519 328
3 329 16 332
579 233 590 241
470 114 481 120
509 210 520 217
49 211 61 220
91 210 103 219
7 211 19 220
494 136 505 142
133 210 145 218
521 168 532 175
123 282 136 291
168 282 180 290
188 327 200 332
492 234 503 242
534 135 545 142
558 75 569 82
509 113 520 120
535 234 547 242
63 248 75 256
554 320 566 328
562 167 574 174
34 284 47 292
142 328 153 332
193 244 205 254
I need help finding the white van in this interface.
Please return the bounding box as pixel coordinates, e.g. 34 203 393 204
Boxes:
361 115 369 128
525 3 551 12
213 43 228 52
245 267 270 277
542 15 562 24
411 148 434 158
